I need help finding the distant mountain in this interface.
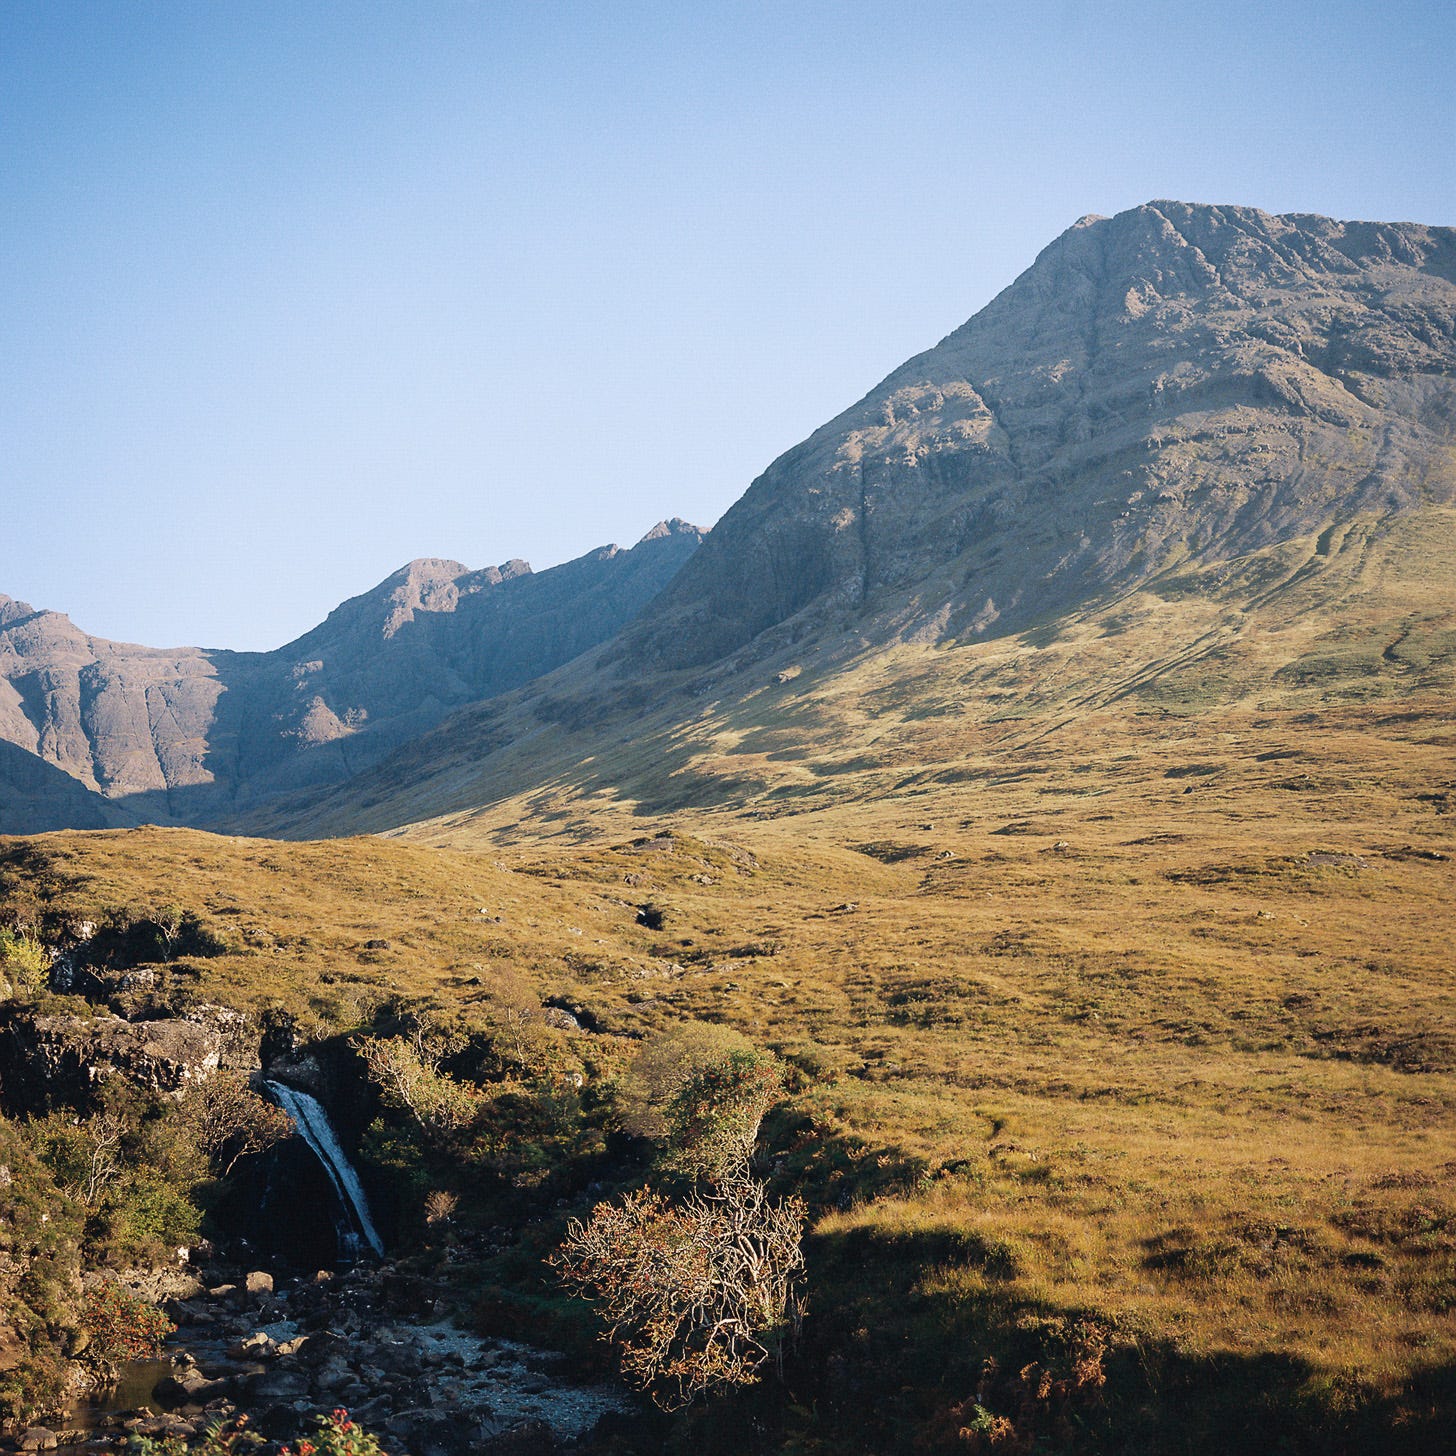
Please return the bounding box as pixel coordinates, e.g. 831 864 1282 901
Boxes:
0 520 702 827
0 738 135 835
241 201 1456 842
622 202 1456 670
10 202 1456 842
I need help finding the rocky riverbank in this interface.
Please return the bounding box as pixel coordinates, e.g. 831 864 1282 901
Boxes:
5 1261 628 1456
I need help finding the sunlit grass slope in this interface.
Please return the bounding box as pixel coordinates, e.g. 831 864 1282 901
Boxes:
7 507 1453 1447
8 669 1452 1434
256 506 1455 847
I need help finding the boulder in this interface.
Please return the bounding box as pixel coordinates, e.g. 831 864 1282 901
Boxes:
246 1369 312 1403
155 1369 227 1404
229 1331 275 1359
293 1331 349 1368
312 1358 357 1390
124 1416 195 1440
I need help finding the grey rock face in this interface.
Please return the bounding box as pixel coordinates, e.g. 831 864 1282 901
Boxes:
0 1008 223 1115
622 202 1456 670
0 521 702 827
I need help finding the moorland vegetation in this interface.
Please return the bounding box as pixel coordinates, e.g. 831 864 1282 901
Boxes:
0 630 1450 1451
0 202 1453 1453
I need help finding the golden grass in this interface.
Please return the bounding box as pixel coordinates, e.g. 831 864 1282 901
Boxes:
4 510 1453 1430
9 683 1451 1394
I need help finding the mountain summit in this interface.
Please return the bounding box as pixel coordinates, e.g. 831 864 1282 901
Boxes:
623 201 1456 669
5 202 1455 838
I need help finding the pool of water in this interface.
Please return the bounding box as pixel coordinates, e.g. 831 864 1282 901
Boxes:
65 1357 175 1431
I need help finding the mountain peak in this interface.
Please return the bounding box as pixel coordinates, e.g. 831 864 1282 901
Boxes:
636 518 705 545
622 201 1456 671
1041 199 1456 284
0 522 704 828
391 556 469 582
360 559 470 640
0 594 37 626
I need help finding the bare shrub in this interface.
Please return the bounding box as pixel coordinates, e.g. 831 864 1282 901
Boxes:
181 1075 292 1177
553 1173 806 1408
424 1188 459 1226
557 1025 802 1406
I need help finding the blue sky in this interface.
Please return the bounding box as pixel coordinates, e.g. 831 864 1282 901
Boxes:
4 0 1453 650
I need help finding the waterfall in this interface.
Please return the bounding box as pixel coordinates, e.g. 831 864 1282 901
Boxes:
263 1080 385 1260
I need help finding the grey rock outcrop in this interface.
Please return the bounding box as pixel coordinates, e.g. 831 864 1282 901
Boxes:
0 1007 222 1115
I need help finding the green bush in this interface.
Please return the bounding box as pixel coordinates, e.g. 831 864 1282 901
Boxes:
96 1168 203 1265
618 1022 760 1145
28 1099 206 1266
0 1117 85 1420
0 927 48 997
664 1048 784 1182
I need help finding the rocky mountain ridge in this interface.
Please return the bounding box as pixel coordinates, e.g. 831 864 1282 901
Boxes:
0 520 702 831
7 201 1455 842
621 201 1456 670
236 200 1456 841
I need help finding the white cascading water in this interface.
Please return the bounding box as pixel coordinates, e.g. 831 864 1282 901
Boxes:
263 1080 385 1260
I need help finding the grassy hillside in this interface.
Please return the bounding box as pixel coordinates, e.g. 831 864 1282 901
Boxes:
2 511 1452 1449
4 673 1452 1448
250 507 1456 846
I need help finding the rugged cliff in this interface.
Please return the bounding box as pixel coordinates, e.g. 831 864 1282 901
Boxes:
622 202 1456 668
0 521 702 828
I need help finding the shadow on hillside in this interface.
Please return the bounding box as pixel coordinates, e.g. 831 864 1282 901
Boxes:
0 738 137 834
87 530 706 835
753 1218 1456 1456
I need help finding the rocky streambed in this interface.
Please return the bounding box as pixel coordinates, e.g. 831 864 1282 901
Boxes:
9 1263 629 1456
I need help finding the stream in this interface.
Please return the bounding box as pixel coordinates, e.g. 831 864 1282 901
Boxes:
49 1263 629 1454
34 1086 629 1455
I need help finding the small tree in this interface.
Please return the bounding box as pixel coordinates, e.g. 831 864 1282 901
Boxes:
556 1032 804 1406
553 1175 806 1408
181 1075 292 1177
153 904 186 962
29 1111 128 1207
359 1035 478 1135
0 927 48 998
478 967 545 1070
619 1021 761 1144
